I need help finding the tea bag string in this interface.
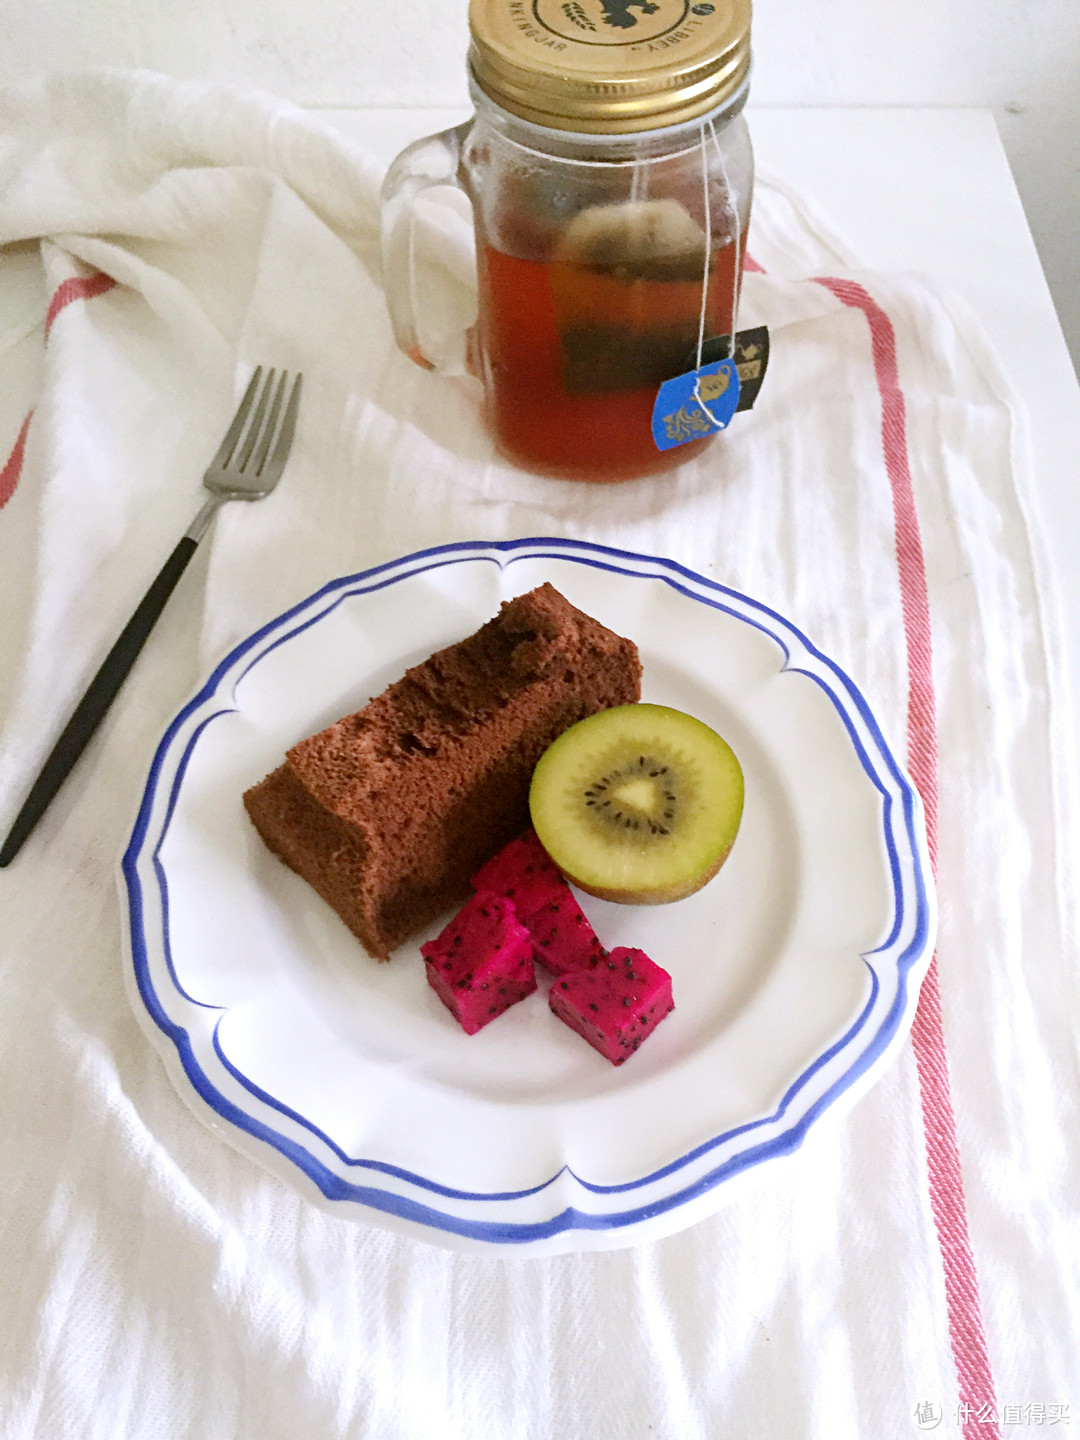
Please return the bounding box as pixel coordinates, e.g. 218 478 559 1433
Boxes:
707 113 741 363
692 119 741 423
694 121 712 375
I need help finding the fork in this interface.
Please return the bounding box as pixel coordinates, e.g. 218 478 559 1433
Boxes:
0 366 302 867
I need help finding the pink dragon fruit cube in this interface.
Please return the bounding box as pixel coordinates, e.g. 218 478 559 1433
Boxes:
526 894 606 976
471 829 565 921
420 891 536 1035
549 946 674 1065
472 829 604 976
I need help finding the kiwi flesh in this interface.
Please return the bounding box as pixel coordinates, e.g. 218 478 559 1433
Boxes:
529 704 743 905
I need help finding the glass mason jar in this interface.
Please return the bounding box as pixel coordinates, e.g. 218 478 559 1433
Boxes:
381 0 754 482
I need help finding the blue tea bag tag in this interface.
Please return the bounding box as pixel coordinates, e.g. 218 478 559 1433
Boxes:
651 356 741 451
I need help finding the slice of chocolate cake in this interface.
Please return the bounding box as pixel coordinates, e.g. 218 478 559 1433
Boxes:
243 583 641 959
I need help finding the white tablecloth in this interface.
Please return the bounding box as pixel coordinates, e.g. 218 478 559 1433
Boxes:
0 70 1076 1439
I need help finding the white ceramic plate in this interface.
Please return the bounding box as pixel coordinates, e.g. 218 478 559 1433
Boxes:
121 539 935 1255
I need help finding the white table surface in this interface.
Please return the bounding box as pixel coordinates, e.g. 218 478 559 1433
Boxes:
322 104 1080 740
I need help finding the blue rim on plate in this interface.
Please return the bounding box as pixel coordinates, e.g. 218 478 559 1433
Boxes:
120 538 935 1251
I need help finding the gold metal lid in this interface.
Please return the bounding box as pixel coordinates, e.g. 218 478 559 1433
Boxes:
468 0 751 135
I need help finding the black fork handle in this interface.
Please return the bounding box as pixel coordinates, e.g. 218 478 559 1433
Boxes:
0 534 200 867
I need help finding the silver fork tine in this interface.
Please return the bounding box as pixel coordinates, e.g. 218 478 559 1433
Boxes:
235 368 276 473
252 371 289 477
210 366 262 471
261 373 303 487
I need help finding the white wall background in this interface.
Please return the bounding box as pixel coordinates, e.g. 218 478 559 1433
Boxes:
3 0 1078 372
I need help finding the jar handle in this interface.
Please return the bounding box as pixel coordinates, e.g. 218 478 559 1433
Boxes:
380 123 474 372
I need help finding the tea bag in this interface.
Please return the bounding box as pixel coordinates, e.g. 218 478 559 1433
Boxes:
554 198 708 283
550 199 726 394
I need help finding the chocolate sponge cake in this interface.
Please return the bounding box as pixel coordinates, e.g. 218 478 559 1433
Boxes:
243 584 641 959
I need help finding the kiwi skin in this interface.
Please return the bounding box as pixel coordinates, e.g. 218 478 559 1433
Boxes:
568 841 735 906
529 703 743 906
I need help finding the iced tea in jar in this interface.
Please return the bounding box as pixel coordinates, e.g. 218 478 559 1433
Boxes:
381 0 754 482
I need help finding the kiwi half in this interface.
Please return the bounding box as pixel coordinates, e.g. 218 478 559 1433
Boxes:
529 704 743 905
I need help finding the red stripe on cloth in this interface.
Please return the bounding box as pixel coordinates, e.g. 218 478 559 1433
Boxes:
744 253 766 274
44 272 117 338
0 273 117 511
816 274 1000 1439
816 277 938 833
0 411 33 510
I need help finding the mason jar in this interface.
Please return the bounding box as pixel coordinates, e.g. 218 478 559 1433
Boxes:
381 0 754 482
